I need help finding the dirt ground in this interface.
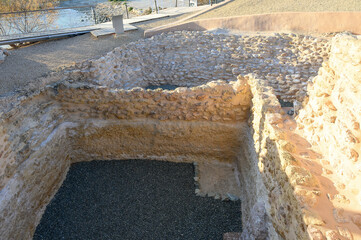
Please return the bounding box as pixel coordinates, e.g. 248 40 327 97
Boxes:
191 0 361 20
0 13 194 96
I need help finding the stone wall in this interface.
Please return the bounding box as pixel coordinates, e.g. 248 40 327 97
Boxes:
0 78 251 239
66 31 330 102
0 90 72 239
1 31 359 240
297 33 361 238
238 74 321 239
298 33 361 182
54 80 250 123
145 12 361 37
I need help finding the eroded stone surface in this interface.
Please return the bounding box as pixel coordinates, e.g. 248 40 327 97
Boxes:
1 31 361 240
297 33 361 239
66 31 330 102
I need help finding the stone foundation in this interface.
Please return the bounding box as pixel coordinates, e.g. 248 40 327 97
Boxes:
66 31 330 102
1 31 361 239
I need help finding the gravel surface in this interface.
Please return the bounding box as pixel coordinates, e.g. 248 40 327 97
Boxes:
0 13 194 96
145 84 179 90
33 160 242 240
192 0 361 20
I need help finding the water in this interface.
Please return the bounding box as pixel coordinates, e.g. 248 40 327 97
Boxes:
0 0 187 37
60 0 184 12
52 0 109 30
0 7 96 36
59 0 107 8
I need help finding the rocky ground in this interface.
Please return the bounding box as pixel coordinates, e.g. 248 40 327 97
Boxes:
94 2 154 23
33 160 242 240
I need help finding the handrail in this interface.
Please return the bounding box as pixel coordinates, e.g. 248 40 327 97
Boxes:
0 5 96 15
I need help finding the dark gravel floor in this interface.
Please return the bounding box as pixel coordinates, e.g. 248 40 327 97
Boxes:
145 85 180 91
278 98 294 107
33 160 242 240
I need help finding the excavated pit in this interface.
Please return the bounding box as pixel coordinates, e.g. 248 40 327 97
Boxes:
2 31 361 240
1 31 324 240
33 160 242 240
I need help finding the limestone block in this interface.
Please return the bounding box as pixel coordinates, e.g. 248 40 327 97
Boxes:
307 225 325 240
294 186 320 208
303 209 324 226
285 165 319 188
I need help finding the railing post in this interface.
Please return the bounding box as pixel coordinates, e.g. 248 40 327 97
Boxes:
124 3 129 19
154 0 159 13
112 15 124 34
91 7 97 24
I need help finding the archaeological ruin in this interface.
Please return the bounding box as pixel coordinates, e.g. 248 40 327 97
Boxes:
0 30 361 239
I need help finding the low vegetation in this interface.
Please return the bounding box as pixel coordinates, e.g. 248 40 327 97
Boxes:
0 0 58 35
0 0 57 12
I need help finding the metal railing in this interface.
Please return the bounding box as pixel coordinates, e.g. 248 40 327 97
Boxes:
0 0 214 39
0 6 97 36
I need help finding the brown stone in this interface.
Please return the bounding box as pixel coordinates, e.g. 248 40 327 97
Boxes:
223 232 242 240
307 225 325 240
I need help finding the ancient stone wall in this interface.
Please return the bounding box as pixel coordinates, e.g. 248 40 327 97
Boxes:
298 34 361 182
66 31 330 102
54 80 250 123
297 33 361 238
0 90 72 240
0 78 251 239
239 74 321 239
1 31 359 240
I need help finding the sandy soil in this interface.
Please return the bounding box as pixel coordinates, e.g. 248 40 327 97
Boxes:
191 0 361 20
0 13 194 96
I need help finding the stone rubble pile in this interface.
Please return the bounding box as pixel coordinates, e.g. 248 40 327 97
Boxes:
67 31 330 102
94 2 147 23
0 47 9 64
